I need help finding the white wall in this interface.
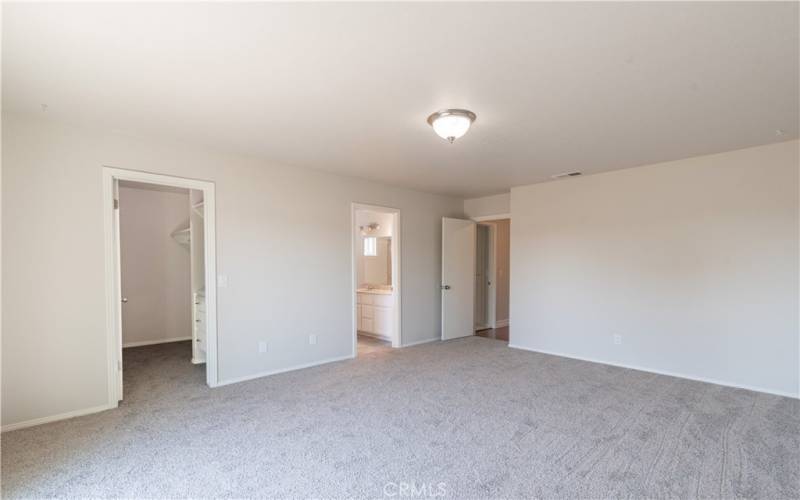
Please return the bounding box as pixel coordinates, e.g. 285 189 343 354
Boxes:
510 140 799 397
1 113 463 428
464 192 510 218
118 185 191 346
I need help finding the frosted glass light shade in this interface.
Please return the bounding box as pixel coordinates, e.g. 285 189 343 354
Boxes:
427 109 476 143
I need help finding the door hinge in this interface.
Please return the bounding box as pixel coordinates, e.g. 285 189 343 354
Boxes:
113 198 119 209
117 360 122 371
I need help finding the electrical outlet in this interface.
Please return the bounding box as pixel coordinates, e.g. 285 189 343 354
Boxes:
258 341 268 353
613 334 622 345
309 334 317 345
217 274 229 288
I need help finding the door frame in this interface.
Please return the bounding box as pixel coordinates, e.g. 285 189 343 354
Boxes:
351 203 402 353
475 222 497 330
471 214 511 333
102 167 219 407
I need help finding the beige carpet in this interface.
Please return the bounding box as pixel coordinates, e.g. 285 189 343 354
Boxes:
2 337 798 498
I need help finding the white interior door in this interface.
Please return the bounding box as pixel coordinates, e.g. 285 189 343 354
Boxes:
441 217 476 340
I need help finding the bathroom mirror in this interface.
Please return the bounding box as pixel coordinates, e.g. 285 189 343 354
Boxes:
359 236 392 287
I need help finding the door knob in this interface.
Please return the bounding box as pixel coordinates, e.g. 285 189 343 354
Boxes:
441 285 451 290
121 297 128 303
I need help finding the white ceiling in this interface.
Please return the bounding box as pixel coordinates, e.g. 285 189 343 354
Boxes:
4 2 798 198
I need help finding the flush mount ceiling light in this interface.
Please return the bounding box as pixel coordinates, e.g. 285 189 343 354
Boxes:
427 109 477 143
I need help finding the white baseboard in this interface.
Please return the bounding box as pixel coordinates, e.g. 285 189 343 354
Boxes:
123 336 192 348
2 403 116 433
495 319 509 328
402 337 440 347
507 343 799 399
215 354 355 387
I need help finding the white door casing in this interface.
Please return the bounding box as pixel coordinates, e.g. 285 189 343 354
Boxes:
113 179 123 400
441 217 476 340
103 166 218 408
351 203 402 352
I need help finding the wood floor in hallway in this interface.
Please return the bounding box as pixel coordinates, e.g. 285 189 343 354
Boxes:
475 325 509 342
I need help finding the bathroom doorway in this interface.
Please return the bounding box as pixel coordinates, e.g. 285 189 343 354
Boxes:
351 203 401 356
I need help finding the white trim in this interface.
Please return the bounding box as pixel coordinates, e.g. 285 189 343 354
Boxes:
471 213 511 222
495 319 509 328
507 344 799 399
122 336 192 348
103 167 219 403
216 354 354 387
401 337 441 347
351 203 402 355
2 404 115 433
102 172 119 405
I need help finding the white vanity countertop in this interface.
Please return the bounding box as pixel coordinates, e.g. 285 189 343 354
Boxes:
357 288 393 295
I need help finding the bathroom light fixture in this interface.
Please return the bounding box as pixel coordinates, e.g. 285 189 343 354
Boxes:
360 223 380 235
427 109 476 143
